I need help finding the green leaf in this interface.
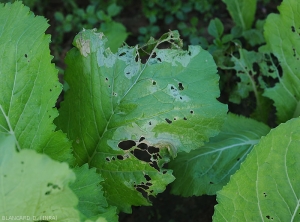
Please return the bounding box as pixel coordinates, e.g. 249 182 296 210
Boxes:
259 0 300 123
107 3 122 17
100 21 128 53
56 30 227 212
213 116 300 221
227 49 263 104
222 0 257 30
243 28 265 46
70 164 118 221
0 134 80 220
170 113 270 196
0 2 72 163
208 18 224 39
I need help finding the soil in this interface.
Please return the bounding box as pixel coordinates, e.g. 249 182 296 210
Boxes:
119 186 217 222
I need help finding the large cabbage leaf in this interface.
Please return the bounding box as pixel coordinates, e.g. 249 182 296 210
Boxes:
170 113 270 196
260 0 300 123
213 116 300 221
0 2 72 162
56 29 227 212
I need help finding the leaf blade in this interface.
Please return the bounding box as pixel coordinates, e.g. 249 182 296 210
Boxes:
170 113 270 196
56 30 227 212
213 117 300 221
0 2 72 163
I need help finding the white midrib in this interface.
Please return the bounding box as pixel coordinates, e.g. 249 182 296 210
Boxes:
0 104 21 150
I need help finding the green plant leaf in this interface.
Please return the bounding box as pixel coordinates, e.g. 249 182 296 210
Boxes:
222 0 257 30
0 2 72 163
70 164 118 221
213 116 300 221
228 49 264 104
56 29 227 212
208 18 224 39
0 133 80 220
259 0 300 123
100 21 128 53
170 113 270 197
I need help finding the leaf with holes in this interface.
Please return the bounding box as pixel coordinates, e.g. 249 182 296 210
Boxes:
169 113 270 197
213 116 300 221
0 2 72 163
0 133 80 220
259 0 300 123
55 29 227 212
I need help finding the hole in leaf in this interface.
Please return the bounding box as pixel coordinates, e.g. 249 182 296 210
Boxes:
210 181 214 184
157 57 162 62
292 26 296 32
137 143 148 150
190 110 194 114
118 140 136 150
45 191 51 195
24 54 27 58
165 118 172 124
183 117 187 120
105 157 110 162
173 117 177 120
152 80 156 85
139 136 145 142
237 158 240 161
144 174 151 181
119 52 126 56
105 77 108 81
149 121 152 125
112 157 116 161
171 86 175 90
117 155 124 160
146 182 152 186
135 186 148 199
162 170 167 174
178 82 184 90
148 146 159 154
133 149 151 162
150 161 159 170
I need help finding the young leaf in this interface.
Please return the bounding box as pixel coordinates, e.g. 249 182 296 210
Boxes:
56 29 227 212
260 0 300 123
0 2 72 163
169 113 270 197
208 18 224 39
0 134 80 220
213 116 300 221
222 0 257 30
